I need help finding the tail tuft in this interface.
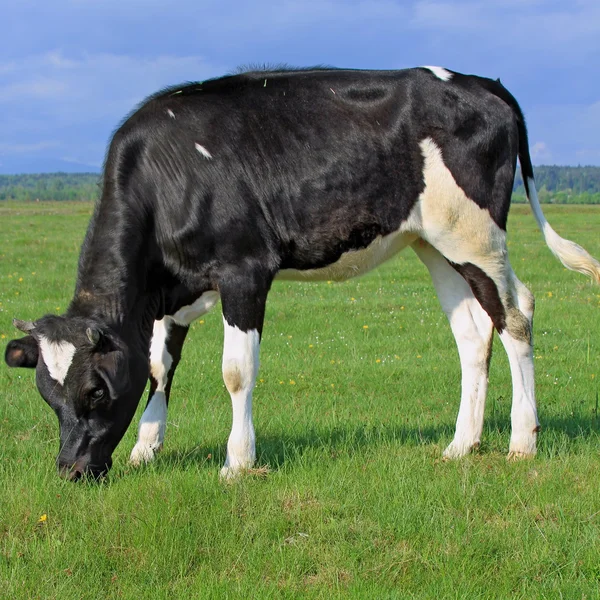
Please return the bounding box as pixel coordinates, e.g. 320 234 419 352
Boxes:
525 177 600 284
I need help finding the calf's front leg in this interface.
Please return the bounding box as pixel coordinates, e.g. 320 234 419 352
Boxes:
218 270 270 479
130 318 188 465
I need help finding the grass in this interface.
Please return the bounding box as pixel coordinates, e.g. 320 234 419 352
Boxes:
1 201 599 599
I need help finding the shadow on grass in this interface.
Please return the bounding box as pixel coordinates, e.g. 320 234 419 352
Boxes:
152 410 600 474
156 421 454 473
486 411 599 439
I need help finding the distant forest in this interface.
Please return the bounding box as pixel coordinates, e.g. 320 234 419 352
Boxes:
1 166 600 203
512 166 600 204
0 173 100 202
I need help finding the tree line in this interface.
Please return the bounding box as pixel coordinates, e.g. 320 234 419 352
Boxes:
0 173 100 202
512 165 600 204
1 166 600 203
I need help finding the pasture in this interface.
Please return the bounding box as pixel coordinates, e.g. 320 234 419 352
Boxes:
1 201 599 598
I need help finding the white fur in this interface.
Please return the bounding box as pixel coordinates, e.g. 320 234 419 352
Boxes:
410 137 539 458
413 241 493 458
499 329 539 457
130 318 172 465
277 229 416 282
220 318 260 479
39 337 76 385
130 393 168 465
167 109 175 119
149 318 173 392
195 143 213 160
130 292 220 466
172 291 220 326
422 66 452 81
404 138 511 306
526 177 600 283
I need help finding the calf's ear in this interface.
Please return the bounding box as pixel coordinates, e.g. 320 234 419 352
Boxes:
5 336 39 368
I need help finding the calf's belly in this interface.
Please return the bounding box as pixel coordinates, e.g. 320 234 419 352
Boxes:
276 231 417 282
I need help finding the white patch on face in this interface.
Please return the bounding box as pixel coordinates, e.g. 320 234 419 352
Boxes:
195 143 212 159
167 109 175 119
171 291 220 326
39 337 76 385
422 66 453 81
220 318 259 477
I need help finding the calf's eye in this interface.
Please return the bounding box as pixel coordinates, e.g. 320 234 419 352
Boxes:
89 388 106 403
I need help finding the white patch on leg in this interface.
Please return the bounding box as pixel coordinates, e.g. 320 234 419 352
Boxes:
499 329 539 458
413 241 493 458
409 139 539 458
220 317 259 479
39 336 76 385
130 318 172 465
422 66 453 81
172 291 220 326
149 318 173 392
130 393 168 466
130 291 220 465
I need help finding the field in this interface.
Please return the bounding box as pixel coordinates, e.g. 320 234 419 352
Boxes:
1 201 599 599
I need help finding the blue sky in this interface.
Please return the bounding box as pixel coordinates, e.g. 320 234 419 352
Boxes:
1 0 599 173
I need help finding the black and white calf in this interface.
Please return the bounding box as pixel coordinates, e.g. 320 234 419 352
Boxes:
5 67 600 480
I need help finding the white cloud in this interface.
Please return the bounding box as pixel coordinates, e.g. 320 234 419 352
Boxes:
0 51 226 125
0 141 60 155
0 51 227 168
0 78 68 102
531 141 552 162
527 101 600 165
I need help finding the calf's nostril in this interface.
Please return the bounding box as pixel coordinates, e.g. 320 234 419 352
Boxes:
69 468 84 482
58 463 85 482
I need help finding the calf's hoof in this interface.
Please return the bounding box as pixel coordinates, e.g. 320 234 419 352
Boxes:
130 442 162 466
443 440 480 460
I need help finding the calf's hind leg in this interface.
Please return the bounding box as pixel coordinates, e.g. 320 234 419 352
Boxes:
412 240 494 458
434 248 539 458
415 135 538 457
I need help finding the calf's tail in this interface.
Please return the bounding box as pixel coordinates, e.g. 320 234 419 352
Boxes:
517 128 600 284
509 93 600 284
481 76 600 283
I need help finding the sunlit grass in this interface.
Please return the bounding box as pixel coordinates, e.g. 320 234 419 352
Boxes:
1 202 599 598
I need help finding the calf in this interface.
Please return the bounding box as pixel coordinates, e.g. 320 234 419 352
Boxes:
5 67 600 480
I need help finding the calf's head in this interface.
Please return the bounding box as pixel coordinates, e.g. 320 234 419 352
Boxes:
5 315 149 480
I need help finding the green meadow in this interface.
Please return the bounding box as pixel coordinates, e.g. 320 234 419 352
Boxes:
1 201 599 599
